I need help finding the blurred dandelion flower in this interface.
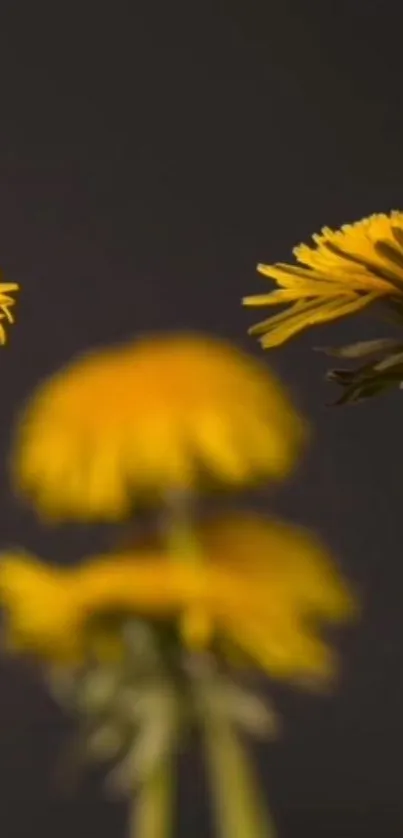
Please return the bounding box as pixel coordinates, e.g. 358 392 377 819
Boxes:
0 514 354 683
244 211 403 348
0 515 354 838
0 282 19 343
13 333 305 520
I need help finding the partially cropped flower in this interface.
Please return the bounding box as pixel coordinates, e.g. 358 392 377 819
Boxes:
13 333 305 521
0 514 354 684
0 282 19 343
244 211 403 348
0 515 354 838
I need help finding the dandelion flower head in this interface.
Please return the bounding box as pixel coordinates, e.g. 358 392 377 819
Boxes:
0 514 354 685
13 333 306 520
244 211 403 347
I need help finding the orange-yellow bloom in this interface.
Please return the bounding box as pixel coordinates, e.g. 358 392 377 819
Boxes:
0 514 355 685
0 282 19 343
244 211 403 348
13 333 305 521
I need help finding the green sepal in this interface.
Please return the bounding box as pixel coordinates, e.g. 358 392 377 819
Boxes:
314 333 403 404
325 355 403 405
315 337 403 360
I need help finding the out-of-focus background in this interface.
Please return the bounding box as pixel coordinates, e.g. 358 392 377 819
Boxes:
0 1 402 835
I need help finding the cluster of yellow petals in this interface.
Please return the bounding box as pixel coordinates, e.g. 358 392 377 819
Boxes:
0 515 355 685
244 211 403 347
13 333 305 521
0 282 19 344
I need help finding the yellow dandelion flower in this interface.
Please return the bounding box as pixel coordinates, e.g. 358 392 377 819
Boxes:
243 211 403 348
13 333 305 521
0 514 354 684
0 282 19 343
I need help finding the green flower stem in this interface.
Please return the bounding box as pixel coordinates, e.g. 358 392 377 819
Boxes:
163 491 203 562
204 716 277 838
131 759 173 838
163 493 211 648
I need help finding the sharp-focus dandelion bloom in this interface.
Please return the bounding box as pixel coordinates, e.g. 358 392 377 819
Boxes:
0 282 19 343
13 333 306 520
244 212 403 348
0 514 354 683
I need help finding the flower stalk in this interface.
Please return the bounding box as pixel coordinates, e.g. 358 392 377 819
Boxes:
204 714 276 838
163 491 212 651
131 758 174 838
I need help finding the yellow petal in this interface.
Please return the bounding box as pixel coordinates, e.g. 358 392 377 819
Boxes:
256 293 380 348
225 616 335 682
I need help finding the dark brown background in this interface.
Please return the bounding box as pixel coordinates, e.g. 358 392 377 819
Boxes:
0 1 402 835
